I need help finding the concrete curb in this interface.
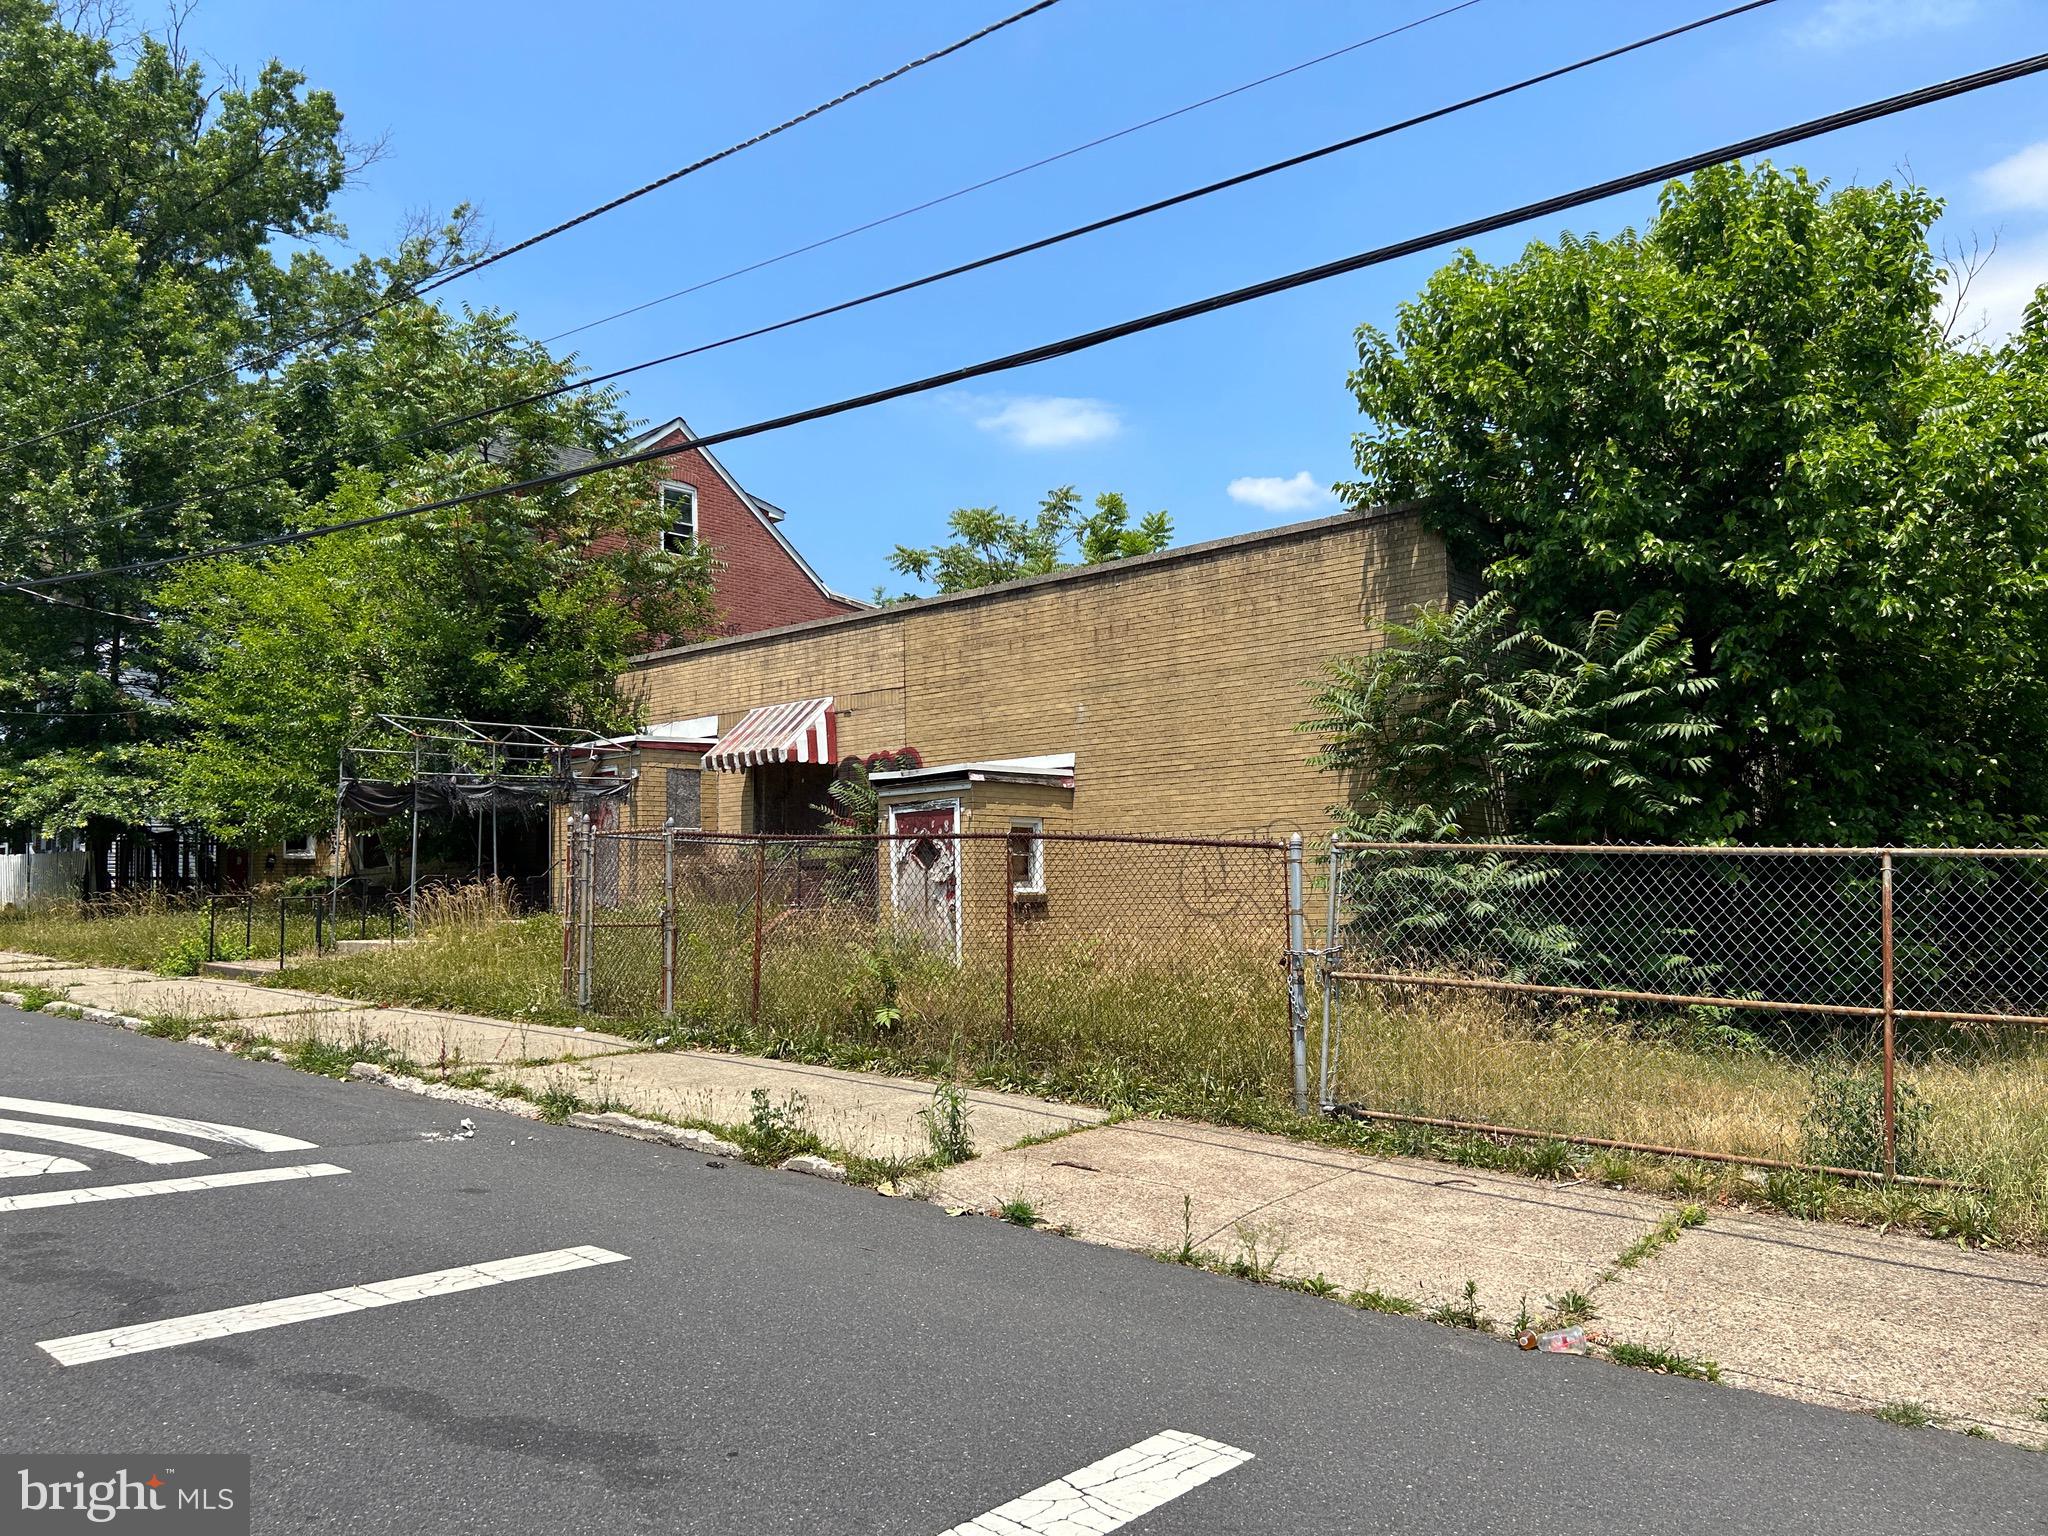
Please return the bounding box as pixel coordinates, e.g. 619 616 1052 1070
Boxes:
565 1111 743 1158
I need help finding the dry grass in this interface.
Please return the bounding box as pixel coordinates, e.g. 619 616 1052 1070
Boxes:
1331 989 2048 1244
13 882 2041 1244
286 921 571 1029
0 892 212 972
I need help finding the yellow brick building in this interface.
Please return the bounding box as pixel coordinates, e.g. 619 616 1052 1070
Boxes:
602 506 1458 847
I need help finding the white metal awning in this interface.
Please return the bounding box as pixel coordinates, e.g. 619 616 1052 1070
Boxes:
702 697 837 771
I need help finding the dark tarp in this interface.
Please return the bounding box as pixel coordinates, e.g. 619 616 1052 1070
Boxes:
339 775 630 821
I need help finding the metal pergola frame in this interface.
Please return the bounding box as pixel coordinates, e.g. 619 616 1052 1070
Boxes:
339 714 636 918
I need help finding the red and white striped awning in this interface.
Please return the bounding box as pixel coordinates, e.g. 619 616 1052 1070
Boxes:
702 697 837 771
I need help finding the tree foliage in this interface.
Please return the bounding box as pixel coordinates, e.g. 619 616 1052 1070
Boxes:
886 485 1170 596
0 0 374 835
1343 162 2048 844
1304 593 1726 843
156 305 715 845
0 2 714 845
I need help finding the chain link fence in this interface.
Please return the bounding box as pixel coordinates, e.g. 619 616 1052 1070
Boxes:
563 824 1300 1104
1320 843 2048 1187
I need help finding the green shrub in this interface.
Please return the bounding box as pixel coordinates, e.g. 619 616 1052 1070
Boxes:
919 1077 974 1165
1801 1061 1928 1174
744 1088 819 1164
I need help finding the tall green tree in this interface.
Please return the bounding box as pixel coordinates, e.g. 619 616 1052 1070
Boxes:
0 2 714 854
156 303 716 845
1344 162 2048 844
886 484 1171 596
0 0 391 840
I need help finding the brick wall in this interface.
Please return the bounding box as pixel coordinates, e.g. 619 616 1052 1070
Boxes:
639 431 861 637
623 508 1454 839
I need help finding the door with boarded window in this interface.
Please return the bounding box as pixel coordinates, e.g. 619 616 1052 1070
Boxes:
887 802 960 959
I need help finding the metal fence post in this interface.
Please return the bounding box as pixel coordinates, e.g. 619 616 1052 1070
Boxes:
1319 839 1342 1110
1287 833 1309 1114
576 819 595 1011
661 822 677 1019
560 816 578 1002
751 838 766 1031
244 893 253 955
1881 850 1897 1181
1003 843 1017 1047
277 899 287 968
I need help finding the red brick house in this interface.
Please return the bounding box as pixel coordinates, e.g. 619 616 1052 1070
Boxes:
628 416 863 636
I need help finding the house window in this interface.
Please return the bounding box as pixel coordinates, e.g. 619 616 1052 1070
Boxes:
282 833 317 861
1008 819 1045 896
659 482 697 554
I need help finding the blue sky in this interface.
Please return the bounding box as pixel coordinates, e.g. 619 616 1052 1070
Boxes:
182 0 2048 598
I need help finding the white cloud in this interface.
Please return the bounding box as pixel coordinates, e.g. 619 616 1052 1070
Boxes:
1226 470 1337 515
966 394 1122 449
1976 141 2048 211
1792 0 1977 48
1952 233 2048 343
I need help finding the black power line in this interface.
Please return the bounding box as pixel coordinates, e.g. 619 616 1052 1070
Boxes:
537 0 1491 348
101 0 1782 539
0 0 1066 459
10 46 2045 597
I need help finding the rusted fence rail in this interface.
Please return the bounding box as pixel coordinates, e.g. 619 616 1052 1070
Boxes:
1321 842 2048 1185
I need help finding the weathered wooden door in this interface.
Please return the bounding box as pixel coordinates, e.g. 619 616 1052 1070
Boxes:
887 802 960 958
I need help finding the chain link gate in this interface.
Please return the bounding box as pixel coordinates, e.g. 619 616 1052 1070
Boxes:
1315 841 2048 1189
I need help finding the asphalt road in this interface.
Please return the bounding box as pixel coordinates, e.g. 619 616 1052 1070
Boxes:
2 1005 2041 1534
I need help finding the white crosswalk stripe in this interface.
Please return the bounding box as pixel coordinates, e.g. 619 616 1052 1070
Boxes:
938 1431 1254 1536
0 1163 348 1214
38 1245 631 1366
0 1115 209 1165
0 1148 90 1179
0 1096 317 1153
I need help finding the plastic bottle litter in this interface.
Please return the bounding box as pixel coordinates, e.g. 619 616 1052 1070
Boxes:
1518 1325 1593 1354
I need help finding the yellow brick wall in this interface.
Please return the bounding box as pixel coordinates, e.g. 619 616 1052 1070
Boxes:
624 510 1451 840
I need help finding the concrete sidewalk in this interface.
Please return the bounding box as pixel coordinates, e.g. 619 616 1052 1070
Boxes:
928 1120 2048 1443
4 949 2043 1445
0 954 1095 1155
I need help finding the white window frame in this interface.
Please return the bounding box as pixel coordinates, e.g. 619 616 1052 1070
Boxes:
1008 818 1046 896
659 481 698 554
282 832 318 862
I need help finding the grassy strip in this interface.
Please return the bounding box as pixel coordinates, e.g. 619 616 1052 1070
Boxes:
1608 1342 1722 1382
1604 1203 1709 1281
9 898 2044 1246
276 911 2045 1247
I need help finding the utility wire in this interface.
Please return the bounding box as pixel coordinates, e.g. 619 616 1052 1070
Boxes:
101 0 1780 538
9 47 2044 595
7 585 161 627
537 0 1491 347
0 0 1065 458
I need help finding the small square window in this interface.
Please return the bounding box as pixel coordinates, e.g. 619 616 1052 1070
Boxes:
659 482 697 554
282 833 317 861
1008 820 1044 895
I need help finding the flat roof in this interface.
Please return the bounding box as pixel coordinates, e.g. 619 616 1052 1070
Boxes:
628 503 1416 669
872 752 1075 786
